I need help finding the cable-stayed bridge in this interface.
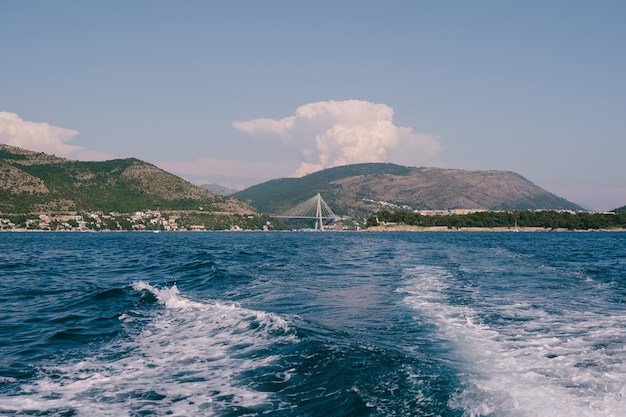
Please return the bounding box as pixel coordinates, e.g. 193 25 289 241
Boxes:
274 193 337 230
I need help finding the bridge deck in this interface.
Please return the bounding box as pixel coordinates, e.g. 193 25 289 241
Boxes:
274 193 337 229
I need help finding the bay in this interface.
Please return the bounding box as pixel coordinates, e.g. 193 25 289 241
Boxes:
1 232 625 416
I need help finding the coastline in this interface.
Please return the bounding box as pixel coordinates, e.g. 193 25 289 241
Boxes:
363 225 626 232
3 228 625 233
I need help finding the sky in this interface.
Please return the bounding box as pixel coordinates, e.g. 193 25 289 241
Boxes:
1 1 625 211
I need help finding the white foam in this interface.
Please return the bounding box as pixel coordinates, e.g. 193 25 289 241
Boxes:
399 265 626 417
1 282 295 416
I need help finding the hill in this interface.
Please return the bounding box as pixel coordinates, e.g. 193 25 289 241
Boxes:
614 205 626 213
200 183 238 196
233 163 584 223
0 144 254 215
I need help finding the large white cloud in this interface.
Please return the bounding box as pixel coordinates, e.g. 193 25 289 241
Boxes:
0 112 112 160
233 100 443 177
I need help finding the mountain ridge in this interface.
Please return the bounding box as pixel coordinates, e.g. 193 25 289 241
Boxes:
234 162 585 223
0 144 254 215
200 183 239 196
1 145 601 225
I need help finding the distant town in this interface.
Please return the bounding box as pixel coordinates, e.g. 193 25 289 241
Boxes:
0 210 282 232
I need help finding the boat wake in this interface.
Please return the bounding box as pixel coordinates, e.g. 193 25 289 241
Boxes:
1 282 296 416
399 264 626 417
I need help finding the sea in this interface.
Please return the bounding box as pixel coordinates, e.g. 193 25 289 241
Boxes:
1 231 625 417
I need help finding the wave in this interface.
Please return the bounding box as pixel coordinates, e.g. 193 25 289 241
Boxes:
399 264 626 417
0 282 296 416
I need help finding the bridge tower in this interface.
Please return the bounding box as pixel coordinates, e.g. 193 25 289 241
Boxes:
275 193 337 230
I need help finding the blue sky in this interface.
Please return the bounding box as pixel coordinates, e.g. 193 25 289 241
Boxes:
1 1 624 211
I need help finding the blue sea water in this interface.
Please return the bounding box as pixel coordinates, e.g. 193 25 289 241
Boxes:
1 231 625 416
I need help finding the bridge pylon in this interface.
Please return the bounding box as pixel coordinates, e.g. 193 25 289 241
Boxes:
275 193 337 230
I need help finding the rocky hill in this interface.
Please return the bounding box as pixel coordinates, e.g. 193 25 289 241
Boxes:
0 144 254 215
233 163 584 222
200 183 238 196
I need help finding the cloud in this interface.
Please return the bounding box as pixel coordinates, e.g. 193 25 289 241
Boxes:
232 100 443 177
0 112 112 160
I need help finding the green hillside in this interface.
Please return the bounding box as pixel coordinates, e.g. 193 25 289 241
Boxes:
0 144 253 215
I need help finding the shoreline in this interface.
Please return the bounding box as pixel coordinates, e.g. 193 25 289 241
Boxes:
362 225 626 232
2 226 626 233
